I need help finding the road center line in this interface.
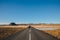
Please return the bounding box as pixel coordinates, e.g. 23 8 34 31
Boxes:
29 29 31 40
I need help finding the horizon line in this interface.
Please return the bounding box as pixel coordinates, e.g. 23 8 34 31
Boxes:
0 23 60 25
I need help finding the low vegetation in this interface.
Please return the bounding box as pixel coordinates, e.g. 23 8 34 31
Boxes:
0 27 25 40
0 24 60 40
43 29 60 39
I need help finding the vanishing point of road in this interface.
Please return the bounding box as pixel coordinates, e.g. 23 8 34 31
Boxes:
3 26 59 40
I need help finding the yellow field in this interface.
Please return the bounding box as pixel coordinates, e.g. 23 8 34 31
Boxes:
0 25 26 40
31 24 60 39
42 29 60 39
31 24 60 28
0 24 60 39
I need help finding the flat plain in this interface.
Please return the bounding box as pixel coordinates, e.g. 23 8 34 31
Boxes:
31 24 60 39
0 24 60 40
0 25 27 40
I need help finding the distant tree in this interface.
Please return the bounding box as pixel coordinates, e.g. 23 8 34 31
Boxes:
9 22 16 25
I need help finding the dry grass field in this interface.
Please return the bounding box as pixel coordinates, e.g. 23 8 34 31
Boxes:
0 25 27 40
0 24 60 40
31 24 60 28
31 24 60 39
43 29 60 39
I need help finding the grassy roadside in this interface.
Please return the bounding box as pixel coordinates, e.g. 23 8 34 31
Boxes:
43 29 60 39
0 27 25 40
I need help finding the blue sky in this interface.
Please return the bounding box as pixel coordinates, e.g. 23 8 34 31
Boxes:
0 0 60 24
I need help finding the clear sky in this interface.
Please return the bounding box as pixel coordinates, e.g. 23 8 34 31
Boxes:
0 0 60 24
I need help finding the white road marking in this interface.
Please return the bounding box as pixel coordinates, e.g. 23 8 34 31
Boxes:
29 29 31 40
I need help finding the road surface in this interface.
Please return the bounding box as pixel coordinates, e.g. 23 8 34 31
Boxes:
3 27 59 40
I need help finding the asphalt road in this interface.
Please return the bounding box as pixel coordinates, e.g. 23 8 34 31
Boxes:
3 27 59 40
